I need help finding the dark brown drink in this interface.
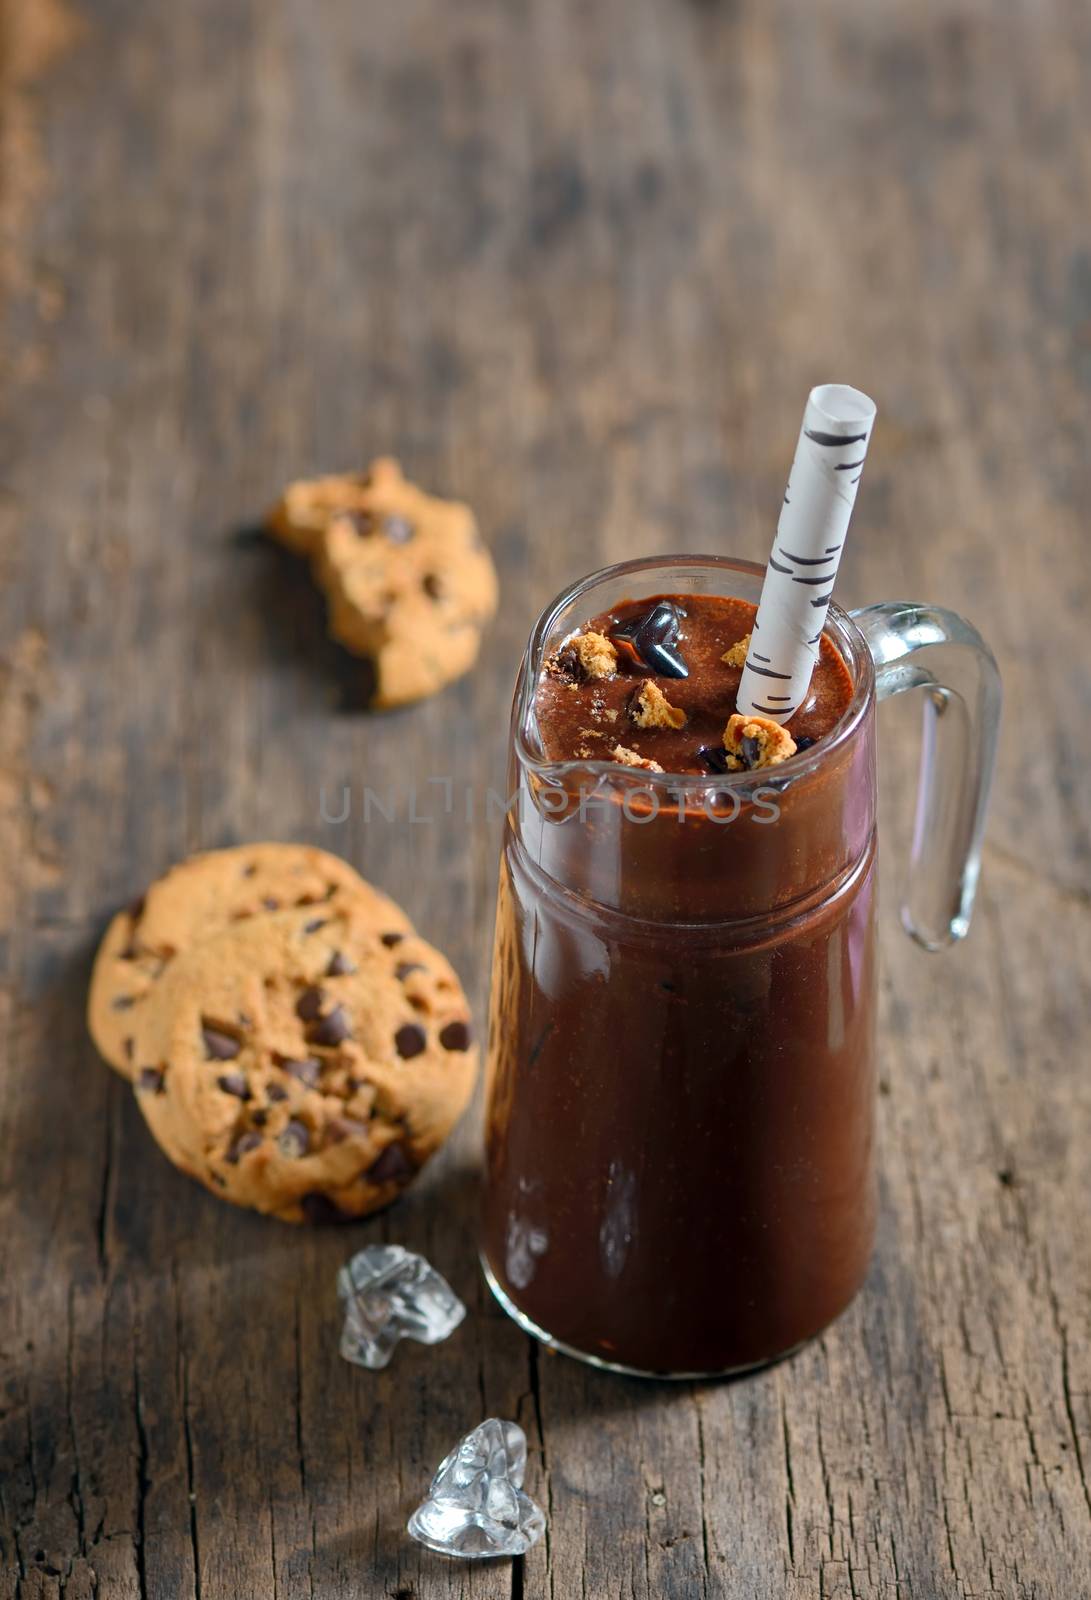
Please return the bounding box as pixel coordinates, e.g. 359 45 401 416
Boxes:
483 579 879 1375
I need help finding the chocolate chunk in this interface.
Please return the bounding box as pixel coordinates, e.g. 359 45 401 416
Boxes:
795 736 816 752
740 735 761 769
251 1108 268 1127
295 985 325 1021
123 1038 134 1062
217 1072 250 1099
137 1066 164 1093
344 510 376 537
262 896 280 910
277 1120 310 1158
394 1022 427 1059
367 1142 414 1184
385 514 415 543
309 1004 352 1046
267 1082 289 1103
202 1025 241 1060
227 1131 263 1164
395 961 425 981
697 744 731 775
111 995 135 1011
301 1191 352 1225
303 917 329 934
283 1057 321 1087
380 931 405 947
611 601 689 679
439 1020 472 1051
242 863 257 878
422 573 443 599
327 950 355 977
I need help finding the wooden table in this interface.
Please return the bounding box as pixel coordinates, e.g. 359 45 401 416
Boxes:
2 1 1088 1594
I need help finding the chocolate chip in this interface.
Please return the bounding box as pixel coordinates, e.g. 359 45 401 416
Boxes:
327 950 355 977
137 1066 164 1093
367 1143 414 1184
301 1191 352 1225
283 1057 321 1087
303 917 329 935
262 896 280 910
422 573 442 599
697 745 731 774
227 1131 263 1164
267 1082 289 1102
344 510 376 537
111 994 135 1011
217 1072 250 1099
123 1038 134 1061
309 1004 352 1046
242 863 257 877
740 735 761 769
439 1020 472 1051
295 985 325 1021
202 1025 241 1060
611 601 688 679
251 1108 268 1127
395 961 425 981
394 1023 427 1059
277 1120 310 1158
795 736 816 752
385 515 414 544
380 931 405 947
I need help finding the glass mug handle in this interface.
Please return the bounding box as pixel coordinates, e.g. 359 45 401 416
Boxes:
851 603 1002 952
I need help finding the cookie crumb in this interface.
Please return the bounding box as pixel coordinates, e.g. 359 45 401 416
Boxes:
549 630 619 683
628 681 687 730
720 633 751 669
723 712 797 770
611 744 665 772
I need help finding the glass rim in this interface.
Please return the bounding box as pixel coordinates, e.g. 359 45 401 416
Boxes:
515 552 875 790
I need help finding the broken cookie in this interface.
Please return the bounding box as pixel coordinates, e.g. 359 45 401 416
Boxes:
722 713 797 771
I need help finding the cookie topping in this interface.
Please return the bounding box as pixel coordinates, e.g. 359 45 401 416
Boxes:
228 1131 263 1164
327 950 356 976
201 1024 241 1060
628 682 687 730
722 713 797 770
217 1072 250 1099
385 514 415 544
610 602 688 679
720 633 750 669
278 1120 311 1158
610 744 665 773
295 985 326 1021
558 631 619 684
396 961 425 981
137 1066 165 1093
368 1143 414 1183
309 1004 352 1046
395 1023 428 1059
697 745 732 775
381 931 405 947
439 1020 472 1051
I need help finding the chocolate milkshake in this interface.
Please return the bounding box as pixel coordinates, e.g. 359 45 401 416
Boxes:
482 562 879 1375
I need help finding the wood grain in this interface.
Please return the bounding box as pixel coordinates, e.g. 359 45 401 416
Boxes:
1 0 1088 1595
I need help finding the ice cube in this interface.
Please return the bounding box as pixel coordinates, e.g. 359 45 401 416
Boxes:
337 1245 465 1371
408 1418 545 1558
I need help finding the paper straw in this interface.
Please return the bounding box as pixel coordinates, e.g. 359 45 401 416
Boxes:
736 383 877 724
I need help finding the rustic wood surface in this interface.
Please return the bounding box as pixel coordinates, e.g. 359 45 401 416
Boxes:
1 0 1088 1595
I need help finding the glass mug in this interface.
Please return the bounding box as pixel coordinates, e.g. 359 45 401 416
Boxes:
481 554 1000 1378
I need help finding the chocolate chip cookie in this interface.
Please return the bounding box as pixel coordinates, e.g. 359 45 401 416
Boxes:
88 843 409 1078
266 456 405 559
267 455 499 708
131 903 477 1223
